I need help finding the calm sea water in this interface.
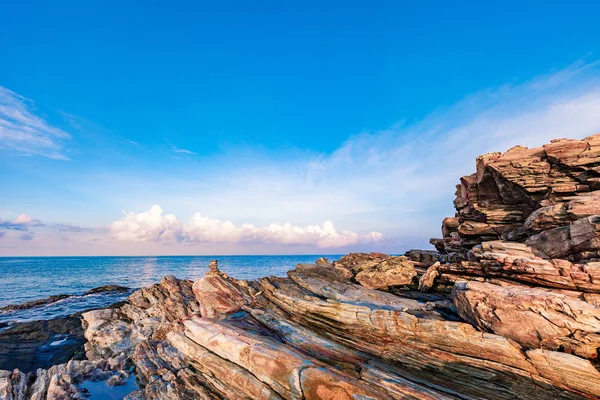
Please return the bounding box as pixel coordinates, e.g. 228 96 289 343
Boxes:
0 255 337 324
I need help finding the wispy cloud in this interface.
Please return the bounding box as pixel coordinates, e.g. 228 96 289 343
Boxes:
42 60 600 254
0 86 71 160
172 146 197 155
183 60 600 247
111 205 383 248
0 213 110 246
117 138 140 147
0 214 43 231
0 214 44 241
54 223 108 233
18 233 34 241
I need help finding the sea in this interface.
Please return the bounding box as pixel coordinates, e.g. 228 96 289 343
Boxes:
0 255 338 325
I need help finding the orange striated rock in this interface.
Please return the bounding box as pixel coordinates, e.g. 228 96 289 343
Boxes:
453 281 600 358
438 134 600 256
332 252 390 273
354 256 418 290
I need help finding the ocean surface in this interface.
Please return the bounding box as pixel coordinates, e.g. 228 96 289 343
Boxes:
0 255 338 325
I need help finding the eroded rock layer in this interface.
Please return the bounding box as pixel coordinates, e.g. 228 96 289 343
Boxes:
3 134 600 399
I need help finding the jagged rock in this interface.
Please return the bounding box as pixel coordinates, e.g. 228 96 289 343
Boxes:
418 262 440 292
0 315 85 373
132 339 217 399
0 295 71 313
0 284 129 313
354 256 418 290
453 281 600 358
315 257 330 265
0 356 130 400
438 134 600 254
525 215 600 259
332 252 390 273
524 192 600 233
83 275 200 359
83 284 129 296
405 249 442 266
106 372 127 386
429 238 446 253
294 262 353 282
464 241 600 292
192 260 255 318
300 254 419 292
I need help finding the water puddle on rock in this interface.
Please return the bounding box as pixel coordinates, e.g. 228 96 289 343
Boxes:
79 373 138 399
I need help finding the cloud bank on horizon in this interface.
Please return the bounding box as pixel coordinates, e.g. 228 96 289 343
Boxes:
111 205 382 247
2 62 600 255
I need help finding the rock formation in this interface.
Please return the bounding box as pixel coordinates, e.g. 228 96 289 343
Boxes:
3 133 600 399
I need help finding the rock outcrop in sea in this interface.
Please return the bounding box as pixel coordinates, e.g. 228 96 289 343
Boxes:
3 134 600 399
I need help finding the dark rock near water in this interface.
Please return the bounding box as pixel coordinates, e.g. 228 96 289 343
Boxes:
0 284 129 314
83 284 129 296
0 295 72 313
0 315 85 373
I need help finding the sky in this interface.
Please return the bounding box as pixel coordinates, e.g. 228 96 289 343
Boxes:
2 1 600 255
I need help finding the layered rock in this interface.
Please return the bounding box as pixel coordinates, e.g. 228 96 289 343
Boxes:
192 260 256 318
4 133 600 399
431 135 600 256
0 315 85 373
453 281 600 358
0 355 130 400
83 275 200 360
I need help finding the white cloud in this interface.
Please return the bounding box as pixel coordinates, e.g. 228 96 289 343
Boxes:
111 205 383 248
13 214 41 225
111 205 182 242
0 86 71 160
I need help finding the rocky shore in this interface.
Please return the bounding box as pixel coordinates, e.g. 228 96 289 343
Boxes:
0 286 130 374
3 133 600 399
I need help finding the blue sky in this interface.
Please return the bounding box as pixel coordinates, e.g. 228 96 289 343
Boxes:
2 1 600 255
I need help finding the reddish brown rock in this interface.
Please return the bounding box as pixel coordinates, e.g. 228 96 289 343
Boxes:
354 256 418 290
453 281 600 358
294 262 354 282
332 252 390 273
192 260 255 318
259 275 600 399
437 134 600 254
418 262 440 292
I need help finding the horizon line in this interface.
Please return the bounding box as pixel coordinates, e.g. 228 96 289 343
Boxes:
0 253 352 258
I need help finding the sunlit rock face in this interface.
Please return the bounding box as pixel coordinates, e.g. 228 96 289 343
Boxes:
4 133 600 399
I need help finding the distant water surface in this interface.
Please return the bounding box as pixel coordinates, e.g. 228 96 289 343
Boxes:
0 255 337 324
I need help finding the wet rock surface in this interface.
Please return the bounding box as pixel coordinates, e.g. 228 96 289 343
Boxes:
0 315 85 373
4 134 600 399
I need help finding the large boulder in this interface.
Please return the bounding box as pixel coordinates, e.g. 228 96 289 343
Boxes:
354 256 418 290
191 260 255 318
453 281 600 358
